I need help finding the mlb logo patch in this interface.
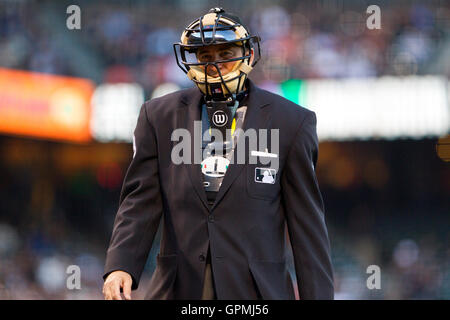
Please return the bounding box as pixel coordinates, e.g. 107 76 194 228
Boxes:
254 167 277 184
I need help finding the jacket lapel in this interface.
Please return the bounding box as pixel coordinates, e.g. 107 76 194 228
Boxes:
211 80 271 211
179 87 211 211
178 81 271 213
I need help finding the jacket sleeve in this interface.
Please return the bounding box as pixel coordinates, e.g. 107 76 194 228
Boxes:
103 102 163 290
280 111 334 299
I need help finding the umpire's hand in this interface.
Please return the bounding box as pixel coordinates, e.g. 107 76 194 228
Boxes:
103 270 132 300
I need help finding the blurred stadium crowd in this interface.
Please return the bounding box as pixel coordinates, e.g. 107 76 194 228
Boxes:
0 0 449 299
1 0 449 90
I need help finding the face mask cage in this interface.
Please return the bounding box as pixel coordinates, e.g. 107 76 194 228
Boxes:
174 36 261 100
173 12 261 73
173 12 261 100
174 36 261 75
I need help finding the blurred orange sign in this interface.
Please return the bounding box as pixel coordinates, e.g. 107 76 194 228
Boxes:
0 68 95 142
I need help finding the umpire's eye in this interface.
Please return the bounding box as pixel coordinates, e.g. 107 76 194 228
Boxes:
219 50 234 59
198 54 214 62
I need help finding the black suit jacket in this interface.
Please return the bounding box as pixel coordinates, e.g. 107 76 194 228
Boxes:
103 80 334 299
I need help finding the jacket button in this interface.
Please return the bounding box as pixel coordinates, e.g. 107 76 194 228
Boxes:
199 254 206 262
208 215 215 223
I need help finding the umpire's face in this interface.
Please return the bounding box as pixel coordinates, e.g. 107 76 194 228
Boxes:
196 43 247 77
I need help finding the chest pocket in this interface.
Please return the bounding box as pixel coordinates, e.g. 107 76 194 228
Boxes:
246 162 281 201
